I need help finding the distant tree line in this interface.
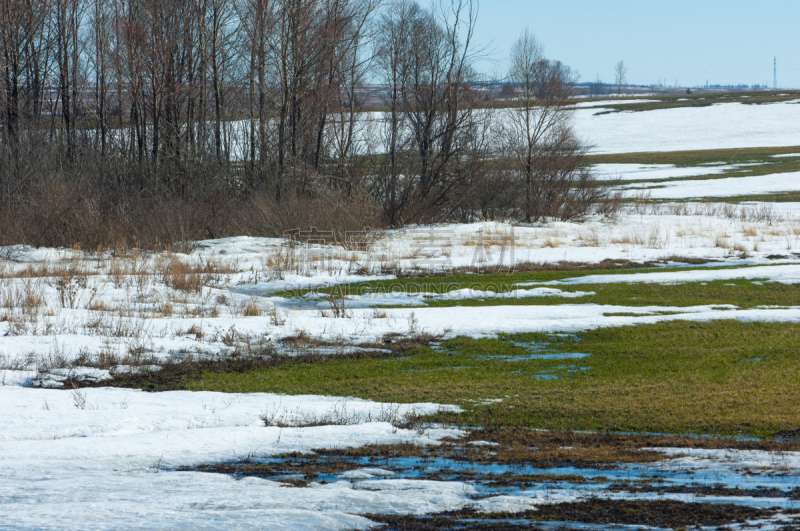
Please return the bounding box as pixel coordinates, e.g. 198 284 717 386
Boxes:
0 0 610 248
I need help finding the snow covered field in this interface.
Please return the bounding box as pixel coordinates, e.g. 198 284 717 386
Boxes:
3 209 800 527
3 217 800 527
2 382 799 529
0 384 467 530
574 100 800 154
2 205 800 365
592 162 766 181
4 99 800 529
622 171 800 199
0 381 795 529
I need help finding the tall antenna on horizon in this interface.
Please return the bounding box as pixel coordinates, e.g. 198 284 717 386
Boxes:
774 56 777 90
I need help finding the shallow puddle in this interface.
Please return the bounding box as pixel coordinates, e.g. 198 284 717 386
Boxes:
184 438 800 520
479 353 590 361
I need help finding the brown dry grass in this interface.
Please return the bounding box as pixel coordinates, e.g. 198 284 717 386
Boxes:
742 225 759 238
158 255 234 293
543 238 564 248
733 242 749 256
610 233 645 245
242 300 262 317
1 279 46 316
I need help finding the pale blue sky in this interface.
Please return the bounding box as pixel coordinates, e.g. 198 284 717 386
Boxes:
460 0 800 88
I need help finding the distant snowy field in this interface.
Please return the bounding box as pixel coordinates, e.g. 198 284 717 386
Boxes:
621 171 800 199
593 162 775 181
223 99 800 160
574 100 800 154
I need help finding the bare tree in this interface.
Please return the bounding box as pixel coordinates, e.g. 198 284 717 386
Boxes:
90 0 111 158
325 0 381 193
504 28 599 222
374 0 481 223
206 0 239 163
373 0 419 224
0 0 617 249
53 0 86 162
614 59 626 95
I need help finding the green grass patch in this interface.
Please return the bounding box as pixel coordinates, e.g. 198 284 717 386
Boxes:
707 191 800 204
419 278 800 310
272 265 661 298
180 320 800 438
273 263 774 299
276 264 800 310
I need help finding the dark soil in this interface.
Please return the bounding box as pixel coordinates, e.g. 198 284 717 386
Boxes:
181 454 360 487
64 345 408 391
465 427 800 453
610 482 800 499
369 500 782 530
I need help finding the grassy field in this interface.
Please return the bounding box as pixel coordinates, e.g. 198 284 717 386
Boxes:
419 278 800 309
178 319 800 438
276 264 800 310
275 263 761 297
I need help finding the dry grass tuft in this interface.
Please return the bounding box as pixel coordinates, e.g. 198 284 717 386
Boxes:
371 308 389 319
733 242 749 257
158 302 174 317
742 225 758 238
1 279 46 316
87 300 110 312
543 238 564 248
160 256 207 293
187 324 205 338
611 233 645 246
242 300 262 317
647 227 670 249
578 230 602 247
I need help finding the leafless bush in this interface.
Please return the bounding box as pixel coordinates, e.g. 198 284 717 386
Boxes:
52 267 98 309
628 190 653 215
159 256 209 294
71 389 88 410
327 286 348 318
237 299 262 317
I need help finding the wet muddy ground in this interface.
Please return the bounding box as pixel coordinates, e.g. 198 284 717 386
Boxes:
369 501 792 530
182 428 800 529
